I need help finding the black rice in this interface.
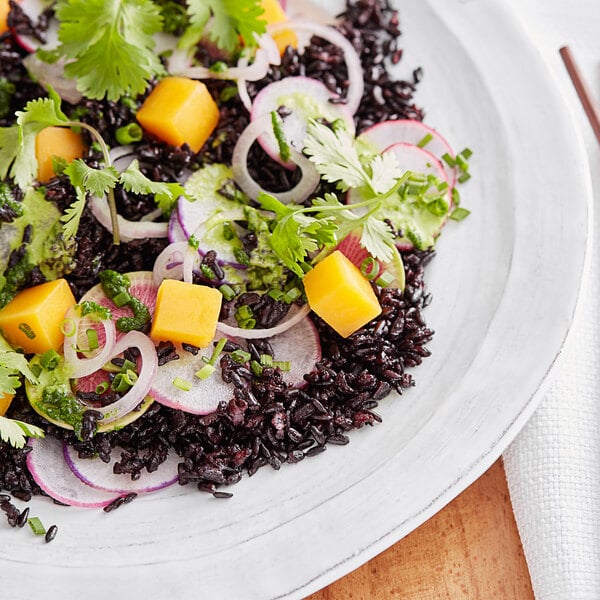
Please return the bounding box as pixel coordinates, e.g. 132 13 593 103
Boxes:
0 0 435 510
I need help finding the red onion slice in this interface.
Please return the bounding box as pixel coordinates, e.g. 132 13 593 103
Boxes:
232 114 319 204
89 194 169 241
62 308 117 379
268 20 364 114
216 303 311 339
92 331 158 425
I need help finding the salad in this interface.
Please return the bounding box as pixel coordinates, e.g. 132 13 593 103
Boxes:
0 0 471 535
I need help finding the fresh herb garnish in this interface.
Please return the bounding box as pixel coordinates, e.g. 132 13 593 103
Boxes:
0 416 45 449
54 0 165 102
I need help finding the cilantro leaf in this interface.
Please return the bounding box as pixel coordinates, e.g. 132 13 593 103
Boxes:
119 160 186 215
0 416 45 449
60 186 87 240
360 217 396 263
185 0 266 53
64 159 119 197
0 350 39 396
55 0 165 101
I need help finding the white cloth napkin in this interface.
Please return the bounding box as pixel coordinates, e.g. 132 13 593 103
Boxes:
502 2 600 598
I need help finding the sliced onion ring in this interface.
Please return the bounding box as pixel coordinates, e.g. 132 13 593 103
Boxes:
89 194 169 242
216 303 311 339
268 20 364 114
153 241 188 286
232 114 319 204
62 308 117 379
90 331 158 425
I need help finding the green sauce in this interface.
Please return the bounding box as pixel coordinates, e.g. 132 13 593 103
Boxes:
99 270 151 332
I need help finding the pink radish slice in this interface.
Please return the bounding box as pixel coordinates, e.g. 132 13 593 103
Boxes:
358 120 457 187
63 444 180 494
250 76 355 168
263 316 320 386
10 0 59 53
149 341 235 415
26 437 122 508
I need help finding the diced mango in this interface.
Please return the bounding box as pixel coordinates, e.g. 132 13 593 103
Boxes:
0 0 9 35
35 126 86 183
260 0 298 55
150 279 222 348
0 393 13 416
0 279 76 354
136 77 220 153
303 250 381 338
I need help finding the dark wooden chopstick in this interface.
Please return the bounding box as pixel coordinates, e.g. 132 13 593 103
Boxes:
559 45 600 146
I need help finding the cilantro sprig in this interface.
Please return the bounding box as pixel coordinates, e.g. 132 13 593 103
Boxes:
54 0 165 101
0 416 45 449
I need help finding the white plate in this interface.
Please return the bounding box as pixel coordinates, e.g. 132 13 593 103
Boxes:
0 0 590 598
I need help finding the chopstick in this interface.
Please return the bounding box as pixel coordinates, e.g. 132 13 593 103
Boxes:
559 45 600 146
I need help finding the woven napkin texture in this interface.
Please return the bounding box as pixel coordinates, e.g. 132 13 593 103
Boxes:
503 153 600 598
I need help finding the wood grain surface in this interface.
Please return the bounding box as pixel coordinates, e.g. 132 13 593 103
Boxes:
307 460 534 599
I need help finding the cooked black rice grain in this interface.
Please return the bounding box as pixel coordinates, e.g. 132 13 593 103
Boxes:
45 524 58 543
0 0 435 508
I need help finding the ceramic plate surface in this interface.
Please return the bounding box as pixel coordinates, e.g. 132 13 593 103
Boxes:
0 1 590 598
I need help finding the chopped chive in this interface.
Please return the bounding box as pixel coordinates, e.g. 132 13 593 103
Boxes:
219 284 236 301
95 381 110 394
18 322 36 340
40 349 60 371
273 360 291 372
238 318 256 330
271 110 291 163
173 376 192 391
231 349 251 363
459 147 473 160
233 248 250 266
28 517 46 536
455 154 469 171
111 373 132 393
222 221 235 241
219 86 238 103
209 60 228 73
451 187 461 207
259 353 273 367
86 328 99 351
282 287 301 304
416 133 433 148
235 305 253 322
195 363 216 380
458 172 471 184
201 264 216 280
360 256 380 281
30 363 42 378
112 291 131 308
450 207 471 221
115 122 143 145
441 153 456 167
188 235 200 250
250 360 263 376
267 288 284 301
208 337 228 365
375 270 395 288
121 359 137 372
437 181 449 193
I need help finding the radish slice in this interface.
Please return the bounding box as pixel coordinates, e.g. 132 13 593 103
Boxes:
232 114 320 204
62 309 117 379
149 340 236 415
216 303 311 339
23 53 82 104
63 444 180 494
26 437 122 508
358 120 457 187
89 194 169 242
250 76 354 167
265 316 320 386
267 21 364 114
10 0 60 53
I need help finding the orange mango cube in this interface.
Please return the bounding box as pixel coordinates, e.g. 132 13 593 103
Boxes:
0 279 76 354
35 126 86 183
136 77 220 153
0 393 13 416
303 250 381 338
261 0 298 55
150 279 222 348
0 0 9 35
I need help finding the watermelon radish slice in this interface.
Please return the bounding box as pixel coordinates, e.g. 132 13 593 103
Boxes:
335 231 405 291
358 120 457 187
63 444 180 494
26 437 122 508
250 76 355 168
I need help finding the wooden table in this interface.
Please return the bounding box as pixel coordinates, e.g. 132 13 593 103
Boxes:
307 460 534 599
